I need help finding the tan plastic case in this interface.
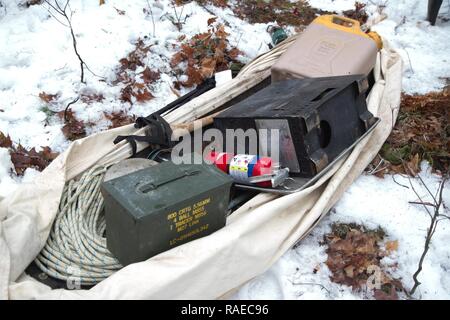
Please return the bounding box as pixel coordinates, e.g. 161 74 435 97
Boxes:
271 15 379 81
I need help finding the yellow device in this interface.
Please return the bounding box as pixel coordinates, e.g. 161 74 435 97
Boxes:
313 15 383 50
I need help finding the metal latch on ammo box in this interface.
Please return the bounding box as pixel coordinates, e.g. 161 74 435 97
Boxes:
136 169 200 193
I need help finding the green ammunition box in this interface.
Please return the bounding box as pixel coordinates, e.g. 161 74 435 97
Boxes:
101 161 233 266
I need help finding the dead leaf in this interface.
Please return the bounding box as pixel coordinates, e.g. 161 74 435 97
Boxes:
0 132 13 148
141 67 160 84
120 84 134 103
385 240 399 253
58 110 86 141
207 16 217 26
39 92 58 103
374 285 399 300
183 66 204 87
115 7 125 15
324 223 403 297
1 133 59 176
80 92 104 104
104 111 136 129
170 22 241 89
406 153 420 176
134 88 154 102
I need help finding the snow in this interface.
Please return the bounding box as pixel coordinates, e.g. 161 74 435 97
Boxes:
0 0 449 299
234 163 450 299
234 0 450 300
0 147 18 198
0 0 274 152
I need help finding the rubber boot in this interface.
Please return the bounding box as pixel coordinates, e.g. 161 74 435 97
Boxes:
427 0 443 26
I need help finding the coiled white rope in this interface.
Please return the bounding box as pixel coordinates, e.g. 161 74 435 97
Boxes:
35 164 122 286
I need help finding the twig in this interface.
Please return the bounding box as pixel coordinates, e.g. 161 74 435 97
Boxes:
392 175 409 189
45 0 103 84
288 279 331 295
406 172 433 219
409 175 447 295
367 156 385 175
146 0 156 37
0 1 6 16
64 96 79 122
169 2 189 31
402 45 414 75
409 201 436 207
394 16 406 34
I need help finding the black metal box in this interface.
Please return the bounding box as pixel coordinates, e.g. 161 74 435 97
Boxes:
213 75 377 177
101 161 233 266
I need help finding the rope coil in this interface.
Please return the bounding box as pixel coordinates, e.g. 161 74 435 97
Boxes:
35 164 121 286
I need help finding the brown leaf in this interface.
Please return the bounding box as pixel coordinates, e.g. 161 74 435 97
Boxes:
105 111 136 129
374 285 399 300
385 240 399 253
114 7 125 15
324 223 403 294
183 66 204 87
228 47 241 60
215 24 228 39
62 121 86 141
406 153 420 176
1 131 58 175
207 16 217 26
10 145 59 175
170 21 241 89
40 146 59 162
119 58 130 68
141 67 160 84
344 265 355 278
58 110 86 141
199 57 216 78
80 93 104 104
170 52 185 67
120 84 134 103
0 132 13 148
39 92 58 103
134 88 154 102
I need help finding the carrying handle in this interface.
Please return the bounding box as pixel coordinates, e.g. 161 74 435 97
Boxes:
136 170 200 193
330 15 361 31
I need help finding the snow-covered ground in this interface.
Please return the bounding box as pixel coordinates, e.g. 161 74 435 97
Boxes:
0 0 449 299
0 0 272 154
235 0 450 300
234 163 450 299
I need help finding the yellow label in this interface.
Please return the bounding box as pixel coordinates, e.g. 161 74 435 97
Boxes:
167 197 212 246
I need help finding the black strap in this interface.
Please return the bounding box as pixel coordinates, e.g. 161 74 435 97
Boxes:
114 77 216 156
113 114 173 156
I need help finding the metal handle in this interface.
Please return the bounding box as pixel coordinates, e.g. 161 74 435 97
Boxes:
331 15 361 30
137 170 200 193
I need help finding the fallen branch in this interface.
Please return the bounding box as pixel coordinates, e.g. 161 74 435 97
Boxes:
167 2 190 31
63 96 79 122
406 169 448 296
288 279 331 295
145 0 156 37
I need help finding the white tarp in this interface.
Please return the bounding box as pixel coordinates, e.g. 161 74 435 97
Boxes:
0 37 402 299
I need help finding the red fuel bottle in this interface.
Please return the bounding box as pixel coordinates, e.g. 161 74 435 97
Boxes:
206 151 273 187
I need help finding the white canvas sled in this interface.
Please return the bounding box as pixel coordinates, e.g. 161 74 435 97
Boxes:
0 35 402 299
